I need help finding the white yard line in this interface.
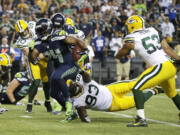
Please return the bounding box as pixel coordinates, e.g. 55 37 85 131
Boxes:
103 112 180 127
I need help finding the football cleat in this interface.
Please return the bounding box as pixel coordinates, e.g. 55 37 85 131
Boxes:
61 112 78 123
0 107 8 113
65 101 73 116
44 101 52 112
153 86 164 95
52 102 62 115
127 115 148 127
26 104 32 113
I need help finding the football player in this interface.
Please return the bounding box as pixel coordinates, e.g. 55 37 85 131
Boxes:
116 15 180 127
0 53 12 113
14 20 52 113
0 72 30 104
68 71 162 123
29 16 87 122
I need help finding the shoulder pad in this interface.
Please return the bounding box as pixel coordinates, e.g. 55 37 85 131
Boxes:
15 72 22 78
15 72 28 82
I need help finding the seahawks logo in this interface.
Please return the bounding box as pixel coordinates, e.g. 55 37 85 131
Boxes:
128 19 135 24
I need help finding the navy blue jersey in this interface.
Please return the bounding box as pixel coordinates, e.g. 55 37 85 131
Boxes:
0 72 30 104
35 30 75 68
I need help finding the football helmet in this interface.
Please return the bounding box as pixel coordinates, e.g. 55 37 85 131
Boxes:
65 18 74 27
0 53 12 67
14 20 29 38
35 18 53 40
51 13 65 28
126 15 145 34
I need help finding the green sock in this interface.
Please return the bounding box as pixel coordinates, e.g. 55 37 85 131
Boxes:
28 79 40 103
144 91 153 102
43 82 50 101
133 89 145 109
172 94 180 110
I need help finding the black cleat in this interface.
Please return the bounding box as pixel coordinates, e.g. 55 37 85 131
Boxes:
127 115 148 127
153 86 164 95
44 101 52 112
26 104 32 113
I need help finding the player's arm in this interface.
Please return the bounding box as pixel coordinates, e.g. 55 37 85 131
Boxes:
116 42 134 59
6 78 21 103
161 39 180 60
64 36 87 50
79 70 91 83
77 106 91 123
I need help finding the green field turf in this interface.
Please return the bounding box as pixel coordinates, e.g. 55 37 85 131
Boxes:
1 91 180 135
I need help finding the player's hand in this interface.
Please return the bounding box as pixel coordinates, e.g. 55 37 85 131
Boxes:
84 63 91 70
77 54 88 64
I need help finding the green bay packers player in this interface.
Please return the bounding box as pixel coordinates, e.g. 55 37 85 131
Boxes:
14 20 52 113
116 15 180 127
0 53 12 113
68 71 162 123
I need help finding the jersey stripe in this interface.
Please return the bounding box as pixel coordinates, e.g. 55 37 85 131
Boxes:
133 64 162 89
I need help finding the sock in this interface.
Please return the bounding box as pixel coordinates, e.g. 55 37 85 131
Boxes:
172 94 180 110
133 89 145 109
137 109 145 119
43 82 50 101
144 91 153 102
28 79 40 103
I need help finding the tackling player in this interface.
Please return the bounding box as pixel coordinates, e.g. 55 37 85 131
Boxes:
68 71 162 123
14 20 52 113
116 15 180 127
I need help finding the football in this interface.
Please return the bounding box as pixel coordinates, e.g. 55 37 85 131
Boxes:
72 45 82 61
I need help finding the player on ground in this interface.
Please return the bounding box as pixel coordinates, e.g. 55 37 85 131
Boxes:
0 53 12 113
68 71 162 123
14 20 52 113
116 15 180 127
29 16 88 122
0 72 30 104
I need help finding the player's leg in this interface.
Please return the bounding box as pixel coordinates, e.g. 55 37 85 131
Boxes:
106 79 135 96
109 89 159 111
160 77 180 119
26 62 41 113
39 60 52 112
50 65 78 117
128 61 176 127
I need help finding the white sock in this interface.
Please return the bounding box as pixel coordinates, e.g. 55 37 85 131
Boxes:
144 89 155 95
137 109 145 119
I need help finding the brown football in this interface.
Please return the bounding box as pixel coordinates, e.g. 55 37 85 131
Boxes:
72 45 82 61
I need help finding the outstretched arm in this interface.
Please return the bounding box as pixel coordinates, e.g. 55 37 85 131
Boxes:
116 42 134 59
64 36 87 50
77 106 91 123
161 39 180 60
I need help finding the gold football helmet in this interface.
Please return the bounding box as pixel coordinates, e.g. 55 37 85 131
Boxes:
15 20 28 33
0 53 12 67
65 18 75 27
126 15 145 34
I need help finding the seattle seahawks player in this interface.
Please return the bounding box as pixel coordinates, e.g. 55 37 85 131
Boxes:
0 72 30 104
69 71 162 123
116 15 180 127
14 20 52 113
29 17 88 121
